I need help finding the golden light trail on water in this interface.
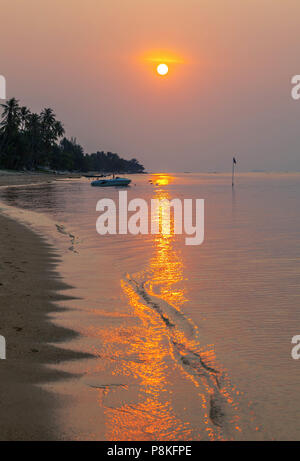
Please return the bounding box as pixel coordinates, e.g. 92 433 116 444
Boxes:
90 174 249 440
100 177 217 440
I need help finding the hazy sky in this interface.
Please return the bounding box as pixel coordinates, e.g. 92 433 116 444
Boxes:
1 0 300 171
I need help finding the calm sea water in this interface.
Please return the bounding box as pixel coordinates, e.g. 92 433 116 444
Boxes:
1 173 300 440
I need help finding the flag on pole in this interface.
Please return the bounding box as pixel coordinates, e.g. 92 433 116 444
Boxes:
232 157 237 186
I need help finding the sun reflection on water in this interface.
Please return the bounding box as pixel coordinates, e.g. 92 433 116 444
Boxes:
101 185 193 440
98 177 249 441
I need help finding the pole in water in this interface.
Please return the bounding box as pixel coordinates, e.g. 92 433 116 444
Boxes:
232 156 237 187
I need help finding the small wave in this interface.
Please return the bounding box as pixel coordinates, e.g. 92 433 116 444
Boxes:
122 273 255 437
55 224 78 253
0 199 80 254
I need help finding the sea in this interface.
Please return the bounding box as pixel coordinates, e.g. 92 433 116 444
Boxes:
0 172 299 441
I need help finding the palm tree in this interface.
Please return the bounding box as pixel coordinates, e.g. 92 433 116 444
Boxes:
20 106 31 132
0 98 21 161
0 98 21 136
53 120 65 140
40 108 64 147
22 113 41 168
0 97 145 173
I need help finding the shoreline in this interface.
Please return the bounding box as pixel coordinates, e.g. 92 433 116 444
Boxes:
0 170 78 187
0 173 89 440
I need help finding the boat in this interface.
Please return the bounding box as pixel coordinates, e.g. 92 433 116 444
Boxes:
91 177 131 187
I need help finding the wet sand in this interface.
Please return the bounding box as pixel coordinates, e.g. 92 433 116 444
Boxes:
0 169 79 187
0 172 88 440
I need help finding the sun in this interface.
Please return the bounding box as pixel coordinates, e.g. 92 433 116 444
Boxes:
157 63 169 76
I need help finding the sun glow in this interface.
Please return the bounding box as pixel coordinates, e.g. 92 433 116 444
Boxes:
141 51 185 77
157 63 169 76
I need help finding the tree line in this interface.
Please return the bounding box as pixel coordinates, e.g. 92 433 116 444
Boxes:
0 98 145 173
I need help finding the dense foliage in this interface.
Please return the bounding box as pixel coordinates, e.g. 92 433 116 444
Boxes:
0 98 145 173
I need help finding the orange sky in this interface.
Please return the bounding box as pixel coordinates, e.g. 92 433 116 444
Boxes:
1 0 300 171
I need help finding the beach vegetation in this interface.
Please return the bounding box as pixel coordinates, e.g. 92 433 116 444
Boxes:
0 98 145 173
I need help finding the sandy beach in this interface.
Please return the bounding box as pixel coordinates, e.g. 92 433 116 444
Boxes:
0 172 87 440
